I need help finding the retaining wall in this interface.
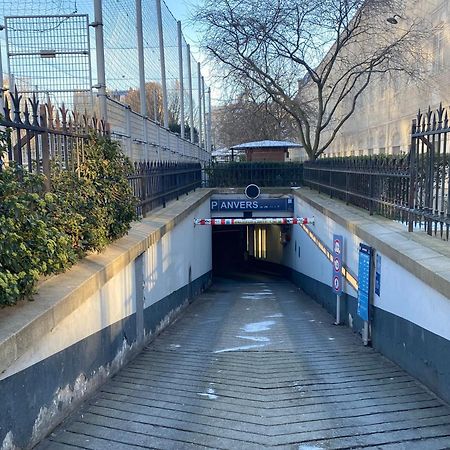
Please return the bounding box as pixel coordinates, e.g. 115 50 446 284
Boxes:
0 189 213 450
266 188 450 404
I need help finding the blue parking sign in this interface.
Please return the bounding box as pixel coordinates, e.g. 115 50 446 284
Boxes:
357 244 372 321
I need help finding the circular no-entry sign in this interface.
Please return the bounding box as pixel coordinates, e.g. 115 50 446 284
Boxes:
334 257 341 273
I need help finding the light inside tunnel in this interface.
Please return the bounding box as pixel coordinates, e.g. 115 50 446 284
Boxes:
254 226 267 259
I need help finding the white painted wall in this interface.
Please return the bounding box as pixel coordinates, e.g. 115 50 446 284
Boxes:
1 200 212 380
374 254 450 341
144 201 212 306
285 195 360 296
272 193 450 342
1 262 137 380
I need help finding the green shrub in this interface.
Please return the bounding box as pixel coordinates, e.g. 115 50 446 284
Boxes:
0 167 78 304
0 134 138 306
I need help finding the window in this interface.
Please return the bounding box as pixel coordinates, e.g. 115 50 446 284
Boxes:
433 27 445 71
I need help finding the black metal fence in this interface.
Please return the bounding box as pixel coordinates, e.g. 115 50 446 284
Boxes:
0 89 106 187
1 90 202 216
304 104 450 241
410 105 450 238
204 162 304 187
129 162 202 216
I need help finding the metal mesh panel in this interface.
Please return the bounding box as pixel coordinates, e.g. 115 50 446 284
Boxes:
161 2 180 127
4 14 92 108
102 0 139 95
1 0 210 162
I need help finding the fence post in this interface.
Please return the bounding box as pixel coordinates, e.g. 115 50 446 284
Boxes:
369 174 374 216
408 120 417 232
328 160 332 198
156 0 169 129
177 21 185 140
125 105 132 158
207 87 212 156
197 62 203 148
202 76 207 152
186 44 194 144
40 105 51 191
345 169 349 205
136 0 146 117
93 0 108 121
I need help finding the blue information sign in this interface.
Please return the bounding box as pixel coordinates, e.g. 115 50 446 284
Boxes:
210 197 294 212
332 234 343 295
375 254 381 296
357 244 372 322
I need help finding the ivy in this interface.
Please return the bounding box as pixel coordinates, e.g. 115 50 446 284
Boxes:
0 133 138 306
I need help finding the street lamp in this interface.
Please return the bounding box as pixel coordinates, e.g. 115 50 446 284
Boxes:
387 14 402 25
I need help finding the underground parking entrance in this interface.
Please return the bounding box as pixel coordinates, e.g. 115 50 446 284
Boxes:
211 223 289 278
39 188 450 449
206 186 302 278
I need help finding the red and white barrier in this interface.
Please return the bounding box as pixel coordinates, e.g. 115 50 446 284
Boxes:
194 217 315 226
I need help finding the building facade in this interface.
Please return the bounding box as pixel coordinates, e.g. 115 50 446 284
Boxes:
323 0 450 157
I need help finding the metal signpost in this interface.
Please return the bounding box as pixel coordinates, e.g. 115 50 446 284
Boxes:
357 243 373 346
332 234 343 324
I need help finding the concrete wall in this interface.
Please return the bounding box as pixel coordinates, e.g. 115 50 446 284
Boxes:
265 188 450 404
0 190 213 450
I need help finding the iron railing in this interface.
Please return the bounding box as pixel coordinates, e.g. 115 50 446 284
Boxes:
410 105 450 238
0 89 106 188
304 104 450 241
303 155 411 219
204 162 304 188
128 162 202 216
1 90 202 217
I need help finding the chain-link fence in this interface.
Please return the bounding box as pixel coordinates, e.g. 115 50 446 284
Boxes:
0 0 211 164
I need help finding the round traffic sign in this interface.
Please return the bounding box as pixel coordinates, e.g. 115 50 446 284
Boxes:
334 239 341 255
334 257 341 272
333 275 341 291
245 184 261 199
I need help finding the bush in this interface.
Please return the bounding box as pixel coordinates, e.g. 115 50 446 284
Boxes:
0 134 138 306
51 135 137 255
0 168 78 305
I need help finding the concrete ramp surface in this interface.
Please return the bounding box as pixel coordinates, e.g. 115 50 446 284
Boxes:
39 276 450 449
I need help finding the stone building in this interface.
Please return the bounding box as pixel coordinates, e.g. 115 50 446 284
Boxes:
323 0 450 157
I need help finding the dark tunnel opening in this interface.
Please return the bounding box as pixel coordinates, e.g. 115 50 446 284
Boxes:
212 224 289 279
212 225 247 275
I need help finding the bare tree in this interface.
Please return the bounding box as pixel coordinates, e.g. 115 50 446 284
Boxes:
196 0 426 159
214 92 295 148
123 81 164 123
124 80 190 134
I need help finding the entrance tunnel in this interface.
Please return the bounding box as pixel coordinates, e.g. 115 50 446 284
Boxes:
212 223 291 279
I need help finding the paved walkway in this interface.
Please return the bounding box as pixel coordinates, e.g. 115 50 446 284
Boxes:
41 275 450 449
